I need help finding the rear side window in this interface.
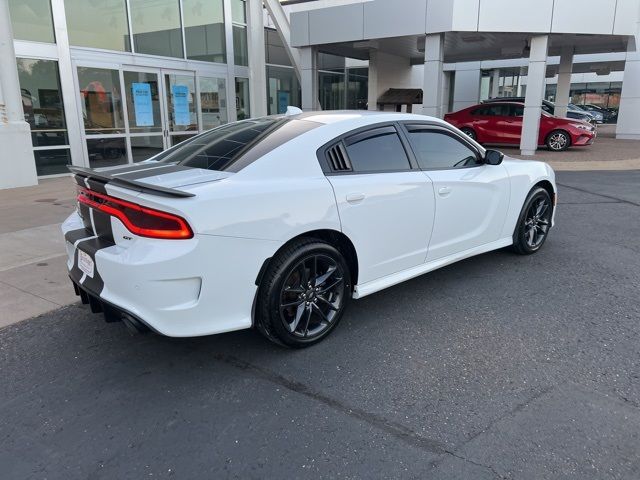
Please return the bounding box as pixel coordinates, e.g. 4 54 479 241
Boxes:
509 104 524 117
150 117 319 172
405 129 480 170
343 126 410 173
472 104 510 116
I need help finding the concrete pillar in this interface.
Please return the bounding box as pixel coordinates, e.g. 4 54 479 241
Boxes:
422 33 444 118
367 50 379 111
246 0 267 117
616 6 640 140
491 69 500 98
451 62 482 112
554 47 574 118
520 35 549 156
222 0 238 122
300 47 318 111
0 0 38 189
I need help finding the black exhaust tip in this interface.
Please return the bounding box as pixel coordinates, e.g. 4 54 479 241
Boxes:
121 314 150 335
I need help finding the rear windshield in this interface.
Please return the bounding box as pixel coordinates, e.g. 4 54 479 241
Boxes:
148 117 319 172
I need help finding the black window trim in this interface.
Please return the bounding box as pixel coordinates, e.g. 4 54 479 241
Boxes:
399 122 486 171
316 121 419 175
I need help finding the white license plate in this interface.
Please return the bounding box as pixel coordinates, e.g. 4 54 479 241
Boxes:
78 250 95 278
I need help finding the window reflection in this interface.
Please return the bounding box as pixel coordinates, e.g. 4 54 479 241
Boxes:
130 0 183 58
64 0 130 51
77 67 126 135
183 0 226 63
8 0 55 43
200 77 228 130
235 77 250 120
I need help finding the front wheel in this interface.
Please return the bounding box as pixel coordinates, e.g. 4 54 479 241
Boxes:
512 187 553 255
256 239 351 348
546 130 570 151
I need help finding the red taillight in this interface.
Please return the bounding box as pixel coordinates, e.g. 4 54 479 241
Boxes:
77 187 193 240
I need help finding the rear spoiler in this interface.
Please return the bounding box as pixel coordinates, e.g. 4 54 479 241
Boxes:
68 166 195 198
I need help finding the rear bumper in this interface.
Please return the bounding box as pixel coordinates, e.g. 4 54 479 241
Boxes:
63 211 280 337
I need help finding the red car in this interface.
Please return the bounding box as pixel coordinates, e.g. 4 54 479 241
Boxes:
443 101 596 151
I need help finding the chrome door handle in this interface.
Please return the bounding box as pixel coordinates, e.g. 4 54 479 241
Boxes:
438 186 452 197
346 193 365 204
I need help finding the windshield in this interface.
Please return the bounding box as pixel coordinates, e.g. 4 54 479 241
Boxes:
146 116 319 172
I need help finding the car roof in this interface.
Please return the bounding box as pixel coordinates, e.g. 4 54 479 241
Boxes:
285 110 447 126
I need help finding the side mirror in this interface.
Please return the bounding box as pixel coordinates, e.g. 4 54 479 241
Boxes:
484 149 504 166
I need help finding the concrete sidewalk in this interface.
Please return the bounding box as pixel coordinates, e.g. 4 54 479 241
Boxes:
1 131 639 329
0 177 77 328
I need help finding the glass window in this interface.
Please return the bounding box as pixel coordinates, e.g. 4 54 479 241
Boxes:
509 104 524 117
344 128 410 173
130 0 183 58
165 74 198 132
231 0 246 23
151 118 318 172
123 71 162 134
8 0 55 43
319 72 345 110
347 68 368 110
77 67 126 135
17 59 68 146
183 0 226 63
64 0 130 51
200 77 228 130
235 77 250 120
87 137 127 168
472 104 509 116
131 136 164 162
233 25 249 66
266 66 300 115
33 149 71 176
406 129 480 170
265 28 291 66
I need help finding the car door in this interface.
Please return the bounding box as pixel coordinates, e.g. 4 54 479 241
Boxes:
501 104 524 144
401 124 510 262
324 124 436 284
467 105 500 143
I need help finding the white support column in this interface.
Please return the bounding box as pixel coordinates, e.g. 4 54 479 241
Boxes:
451 62 482 112
520 35 549 156
554 47 574 118
616 4 640 140
50 0 85 167
246 0 267 117
367 50 379 111
491 69 500 98
222 0 238 122
300 47 318 111
0 0 37 189
422 33 444 118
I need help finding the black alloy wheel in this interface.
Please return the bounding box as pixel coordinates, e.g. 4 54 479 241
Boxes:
257 239 350 347
512 187 553 255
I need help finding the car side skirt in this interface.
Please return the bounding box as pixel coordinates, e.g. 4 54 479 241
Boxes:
353 236 513 299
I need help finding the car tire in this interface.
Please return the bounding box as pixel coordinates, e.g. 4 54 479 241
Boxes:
512 187 553 255
545 130 571 151
460 128 477 141
256 238 351 348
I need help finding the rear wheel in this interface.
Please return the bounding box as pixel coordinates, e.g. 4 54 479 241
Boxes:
256 239 351 348
512 187 553 255
545 130 570 151
460 127 477 141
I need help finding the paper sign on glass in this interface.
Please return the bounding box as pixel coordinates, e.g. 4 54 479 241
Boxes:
172 85 191 126
132 82 153 127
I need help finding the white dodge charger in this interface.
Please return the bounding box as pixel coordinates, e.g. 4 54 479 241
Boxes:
62 110 556 347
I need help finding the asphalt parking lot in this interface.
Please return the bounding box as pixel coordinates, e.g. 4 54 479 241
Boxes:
1 170 639 480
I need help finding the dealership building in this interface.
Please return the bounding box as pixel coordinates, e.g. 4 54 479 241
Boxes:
1 0 640 189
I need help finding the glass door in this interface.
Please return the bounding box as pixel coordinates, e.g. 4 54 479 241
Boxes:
163 71 199 146
122 68 166 162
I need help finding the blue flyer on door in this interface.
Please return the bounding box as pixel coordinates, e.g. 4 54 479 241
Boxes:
172 85 190 126
132 82 153 127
